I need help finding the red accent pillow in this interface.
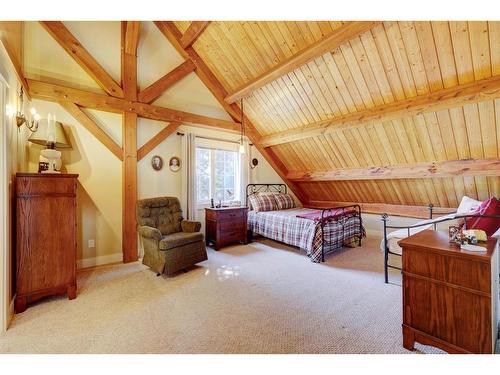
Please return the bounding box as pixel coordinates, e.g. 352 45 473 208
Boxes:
465 197 500 236
273 193 295 210
249 194 277 212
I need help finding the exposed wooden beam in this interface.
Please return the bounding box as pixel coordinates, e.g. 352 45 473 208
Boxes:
60 102 123 160
124 21 140 55
261 74 500 147
137 60 196 104
40 21 124 98
180 21 211 48
224 21 380 104
137 122 181 161
0 37 31 101
27 79 240 131
154 21 309 204
306 201 453 219
287 158 500 182
122 111 138 263
121 21 140 101
154 21 240 119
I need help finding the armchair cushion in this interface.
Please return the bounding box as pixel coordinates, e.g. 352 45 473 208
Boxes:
159 232 204 251
138 225 162 241
181 220 201 233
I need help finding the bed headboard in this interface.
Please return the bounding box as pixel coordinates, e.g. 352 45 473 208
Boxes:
246 184 287 206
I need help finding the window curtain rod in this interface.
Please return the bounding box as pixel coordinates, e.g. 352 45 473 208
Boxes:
176 132 241 145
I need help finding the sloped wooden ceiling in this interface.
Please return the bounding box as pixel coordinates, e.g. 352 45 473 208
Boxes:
174 21 500 209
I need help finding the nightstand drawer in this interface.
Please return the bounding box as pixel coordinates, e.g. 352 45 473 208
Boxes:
220 221 246 232
220 229 246 244
217 209 247 220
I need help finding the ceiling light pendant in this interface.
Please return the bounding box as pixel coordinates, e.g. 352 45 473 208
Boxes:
239 98 246 154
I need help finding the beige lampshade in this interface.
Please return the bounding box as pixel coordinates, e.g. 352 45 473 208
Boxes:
28 120 71 148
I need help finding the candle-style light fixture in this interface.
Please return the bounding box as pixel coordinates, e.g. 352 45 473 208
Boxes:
239 98 246 154
15 87 40 132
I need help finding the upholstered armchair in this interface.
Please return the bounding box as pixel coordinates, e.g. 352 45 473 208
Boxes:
137 197 207 276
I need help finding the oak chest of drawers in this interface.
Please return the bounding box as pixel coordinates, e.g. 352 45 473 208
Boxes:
399 230 499 354
205 207 248 250
15 173 79 313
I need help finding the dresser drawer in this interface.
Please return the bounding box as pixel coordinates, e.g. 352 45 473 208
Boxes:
403 247 491 293
17 175 76 197
220 220 246 232
216 209 247 221
220 229 246 245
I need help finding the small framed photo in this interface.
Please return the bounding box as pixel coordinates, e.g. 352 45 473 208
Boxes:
151 155 163 171
169 156 181 172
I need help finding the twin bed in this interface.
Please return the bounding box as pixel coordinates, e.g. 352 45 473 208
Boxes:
246 184 365 263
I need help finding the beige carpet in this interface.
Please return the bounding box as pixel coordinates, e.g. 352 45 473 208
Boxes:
0 236 443 354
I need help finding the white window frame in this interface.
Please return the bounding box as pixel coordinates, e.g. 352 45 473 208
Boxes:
195 138 241 208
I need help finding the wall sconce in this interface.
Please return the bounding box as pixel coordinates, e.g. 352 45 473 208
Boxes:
15 87 40 132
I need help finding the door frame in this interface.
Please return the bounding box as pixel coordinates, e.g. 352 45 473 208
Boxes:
0 71 10 332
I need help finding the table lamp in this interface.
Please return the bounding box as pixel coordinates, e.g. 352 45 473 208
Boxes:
28 114 71 173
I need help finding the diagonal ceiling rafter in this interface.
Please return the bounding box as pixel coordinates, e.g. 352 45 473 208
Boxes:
180 21 211 48
137 122 181 160
60 101 123 160
138 59 196 104
154 21 310 204
224 21 381 104
40 21 124 98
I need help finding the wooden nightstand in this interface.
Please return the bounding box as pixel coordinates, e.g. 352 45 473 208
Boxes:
399 230 499 354
205 207 248 250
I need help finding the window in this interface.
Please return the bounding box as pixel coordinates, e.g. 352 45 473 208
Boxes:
196 146 240 205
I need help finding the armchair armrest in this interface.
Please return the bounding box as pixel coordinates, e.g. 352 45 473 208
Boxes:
138 225 162 241
181 220 201 233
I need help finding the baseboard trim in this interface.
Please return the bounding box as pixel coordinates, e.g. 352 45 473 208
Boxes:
77 253 123 269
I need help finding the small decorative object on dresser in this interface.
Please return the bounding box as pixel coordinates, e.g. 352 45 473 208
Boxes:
399 230 499 354
205 207 248 250
15 173 78 313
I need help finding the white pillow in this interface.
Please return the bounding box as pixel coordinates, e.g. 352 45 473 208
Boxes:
457 196 482 215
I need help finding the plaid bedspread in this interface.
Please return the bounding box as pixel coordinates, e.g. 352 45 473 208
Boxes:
247 208 365 262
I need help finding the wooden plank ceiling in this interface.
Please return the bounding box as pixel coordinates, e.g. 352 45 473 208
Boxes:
174 21 500 208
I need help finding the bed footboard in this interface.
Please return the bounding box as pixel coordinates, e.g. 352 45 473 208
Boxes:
319 204 364 262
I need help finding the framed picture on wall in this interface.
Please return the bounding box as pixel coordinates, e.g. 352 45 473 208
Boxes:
151 155 163 171
169 156 181 172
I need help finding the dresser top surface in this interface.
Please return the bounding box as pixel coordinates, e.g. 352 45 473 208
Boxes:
205 206 248 211
16 172 79 178
398 230 497 260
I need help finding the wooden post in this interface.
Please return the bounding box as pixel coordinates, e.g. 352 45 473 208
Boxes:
122 111 138 263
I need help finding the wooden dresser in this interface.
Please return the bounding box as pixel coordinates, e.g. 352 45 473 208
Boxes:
399 230 499 354
205 207 248 250
15 173 79 313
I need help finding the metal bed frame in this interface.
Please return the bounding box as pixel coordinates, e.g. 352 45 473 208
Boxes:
382 203 500 283
246 184 364 262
